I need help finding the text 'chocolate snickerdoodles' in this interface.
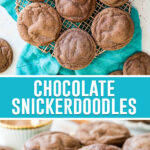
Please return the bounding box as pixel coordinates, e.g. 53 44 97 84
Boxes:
79 144 121 150
123 52 150 75
0 38 13 73
24 132 82 150
100 0 129 7
54 28 96 70
109 70 123 75
123 133 150 150
17 3 62 46
55 0 96 22
91 8 134 50
75 121 130 146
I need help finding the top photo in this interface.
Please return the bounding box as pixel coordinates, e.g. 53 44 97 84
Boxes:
0 0 150 75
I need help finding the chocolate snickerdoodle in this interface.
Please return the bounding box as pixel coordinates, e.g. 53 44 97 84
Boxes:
123 52 150 75
0 38 13 73
100 0 129 7
17 3 62 46
54 28 96 70
91 8 134 50
55 0 96 22
24 132 82 150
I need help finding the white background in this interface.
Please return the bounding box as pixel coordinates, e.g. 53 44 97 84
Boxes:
0 0 150 75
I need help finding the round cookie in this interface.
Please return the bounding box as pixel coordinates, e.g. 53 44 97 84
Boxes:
79 144 121 150
100 0 129 7
0 38 13 73
129 120 150 124
75 121 130 146
123 52 150 75
54 28 96 70
123 134 150 150
24 132 82 150
91 8 134 50
17 3 62 46
109 70 123 75
0 146 12 150
30 0 45 2
55 0 96 22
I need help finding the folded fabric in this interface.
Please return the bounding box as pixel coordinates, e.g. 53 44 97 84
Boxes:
0 0 142 75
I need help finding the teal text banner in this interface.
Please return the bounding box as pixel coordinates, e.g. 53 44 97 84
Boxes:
0 76 149 118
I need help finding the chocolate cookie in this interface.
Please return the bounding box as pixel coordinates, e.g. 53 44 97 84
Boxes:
129 120 150 124
123 52 150 75
91 8 134 50
30 0 45 2
24 132 82 150
54 28 96 70
0 146 12 150
123 134 150 150
0 38 13 73
109 70 123 75
75 121 130 146
100 0 129 7
17 3 62 46
55 0 96 22
79 144 121 150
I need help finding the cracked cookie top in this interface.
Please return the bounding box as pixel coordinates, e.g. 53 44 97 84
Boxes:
24 132 82 150
30 0 45 2
91 8 134 50
0 146 12 150
55 0 96 22
100 0 129 7
54 28 96 70
123 52 150 75
109 70 123 75
123 134 150 150
75 121 130 146
17 3 62 46
0 38 13 73
79 144 121 150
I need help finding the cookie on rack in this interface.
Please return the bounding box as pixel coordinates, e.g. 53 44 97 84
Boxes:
54 28 96 70
123 133 150 150
24 132 82 150
91 8 134 50
100 0 129 7
0 38 13 73
30 0 45 2
79 144 121 150
55 0 96 22
17 3 62 46
123 52 150 75
75 121 130 146
109 70 123 75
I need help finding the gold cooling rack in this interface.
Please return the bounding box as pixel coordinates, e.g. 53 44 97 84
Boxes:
15 0 132 56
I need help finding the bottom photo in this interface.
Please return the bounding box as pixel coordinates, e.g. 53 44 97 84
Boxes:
0 120 149 150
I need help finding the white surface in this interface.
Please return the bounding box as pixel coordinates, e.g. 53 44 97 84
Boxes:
0 1 150 75
0 6 26 75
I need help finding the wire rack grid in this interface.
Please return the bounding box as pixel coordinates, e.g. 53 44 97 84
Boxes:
15 0 132 57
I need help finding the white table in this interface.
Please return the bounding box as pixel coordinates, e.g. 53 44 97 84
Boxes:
0 0 150 75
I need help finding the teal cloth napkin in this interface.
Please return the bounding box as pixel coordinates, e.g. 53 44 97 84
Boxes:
0 0 142 75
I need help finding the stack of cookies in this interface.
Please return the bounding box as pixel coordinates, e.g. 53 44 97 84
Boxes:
110 52 150 75
21 121 150 150
17 0 136 71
